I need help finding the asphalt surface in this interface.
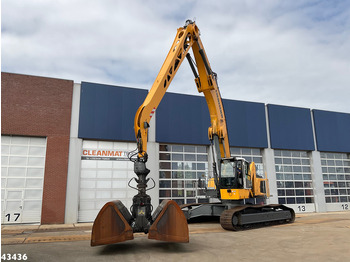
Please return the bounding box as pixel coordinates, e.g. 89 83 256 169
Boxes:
1 211 350 262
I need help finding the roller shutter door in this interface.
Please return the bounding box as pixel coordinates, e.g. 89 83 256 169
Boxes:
1 136 46 224
321 152 350 211
78 141 136 222
274 150 316 213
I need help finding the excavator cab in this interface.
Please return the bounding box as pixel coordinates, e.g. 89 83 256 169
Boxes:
215 157 269 201
219 158 251 189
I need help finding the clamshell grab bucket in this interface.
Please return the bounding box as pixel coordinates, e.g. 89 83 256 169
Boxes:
91 199 189 246
91 200 134 246
149 200 189 243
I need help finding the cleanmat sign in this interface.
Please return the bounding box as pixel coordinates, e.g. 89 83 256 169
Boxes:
81 149 129 161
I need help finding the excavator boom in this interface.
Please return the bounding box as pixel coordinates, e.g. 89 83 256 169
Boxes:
134 20 230 159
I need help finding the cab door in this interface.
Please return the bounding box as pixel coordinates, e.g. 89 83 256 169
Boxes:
243 161 252 189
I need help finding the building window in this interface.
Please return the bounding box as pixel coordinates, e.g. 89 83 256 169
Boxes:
321 153 350 203
159 144 208 205
274 150 314 205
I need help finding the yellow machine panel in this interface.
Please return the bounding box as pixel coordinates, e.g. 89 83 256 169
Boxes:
220 189 251 200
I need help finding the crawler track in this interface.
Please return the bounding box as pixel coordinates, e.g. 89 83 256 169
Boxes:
220 204 295 231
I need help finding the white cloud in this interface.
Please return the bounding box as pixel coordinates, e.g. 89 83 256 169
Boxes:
2 0 350 113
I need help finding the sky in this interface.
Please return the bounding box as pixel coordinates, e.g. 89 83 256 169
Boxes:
2 0 350 113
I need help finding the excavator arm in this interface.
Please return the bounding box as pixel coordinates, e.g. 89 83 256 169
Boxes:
134 20 230 160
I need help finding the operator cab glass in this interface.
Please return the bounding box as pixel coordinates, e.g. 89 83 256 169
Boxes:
220 158 251 189
220 159 236 188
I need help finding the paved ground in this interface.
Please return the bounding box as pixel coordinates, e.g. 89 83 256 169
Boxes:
1 211 350 262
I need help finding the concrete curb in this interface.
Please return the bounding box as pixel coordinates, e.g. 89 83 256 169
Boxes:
1 223 93 245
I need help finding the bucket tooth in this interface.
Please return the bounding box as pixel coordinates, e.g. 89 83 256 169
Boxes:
148 200 189 243
91 200 134 246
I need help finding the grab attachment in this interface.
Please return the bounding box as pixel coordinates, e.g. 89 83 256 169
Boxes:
91 158 189 246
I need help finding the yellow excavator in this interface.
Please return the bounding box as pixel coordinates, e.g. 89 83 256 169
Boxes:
91 20 295 246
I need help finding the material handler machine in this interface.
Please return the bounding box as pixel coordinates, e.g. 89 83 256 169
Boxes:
91 20 295 246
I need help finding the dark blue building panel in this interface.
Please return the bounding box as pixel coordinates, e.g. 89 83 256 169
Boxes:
156 93 268 148
268 104 315 151
156 93 211 145
313 110 350 153
78 82 147 141
223 99 268 148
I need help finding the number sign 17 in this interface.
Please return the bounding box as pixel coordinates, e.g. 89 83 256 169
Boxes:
5 213 21 222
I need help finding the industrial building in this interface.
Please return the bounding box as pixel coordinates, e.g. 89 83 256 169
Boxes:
1 72 350 224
